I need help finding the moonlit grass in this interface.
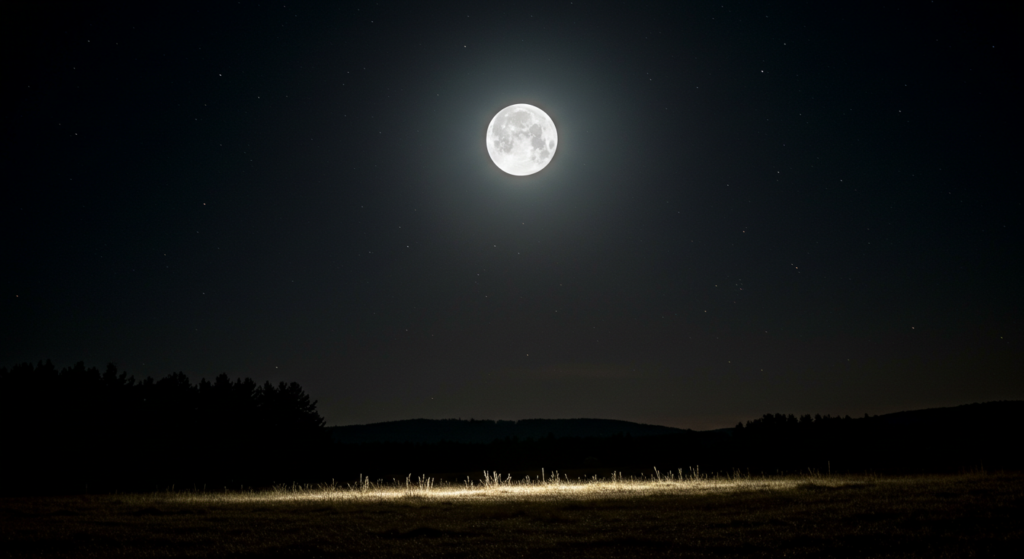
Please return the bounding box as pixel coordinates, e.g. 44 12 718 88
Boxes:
164 469 863 505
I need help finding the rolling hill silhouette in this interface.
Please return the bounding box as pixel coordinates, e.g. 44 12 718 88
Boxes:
324 402 1024 479
329 401 1024 445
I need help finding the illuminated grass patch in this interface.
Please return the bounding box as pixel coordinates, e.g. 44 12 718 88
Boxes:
6 473 1019 558
165 469 871 506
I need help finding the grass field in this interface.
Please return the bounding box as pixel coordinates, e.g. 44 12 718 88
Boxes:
2 472 1021 557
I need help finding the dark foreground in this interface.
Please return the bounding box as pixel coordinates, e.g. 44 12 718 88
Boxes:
2 474 1021 558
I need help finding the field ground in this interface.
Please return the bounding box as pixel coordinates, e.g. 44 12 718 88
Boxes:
2 472 1021 557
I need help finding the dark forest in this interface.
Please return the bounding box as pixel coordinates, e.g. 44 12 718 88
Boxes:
3 362 1020 495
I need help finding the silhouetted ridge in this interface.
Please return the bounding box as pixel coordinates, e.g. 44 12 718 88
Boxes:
324 401 1024 480
735 401 1024 434
872 401 1023 428
4 358 1022 495
328 418 687 444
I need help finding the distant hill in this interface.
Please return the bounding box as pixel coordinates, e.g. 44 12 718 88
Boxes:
328 418 688 445
324 402 1024 478
329 401 1024 445
866 400 1024 429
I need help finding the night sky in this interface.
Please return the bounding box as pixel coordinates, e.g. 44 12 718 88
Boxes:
3 2 1020 429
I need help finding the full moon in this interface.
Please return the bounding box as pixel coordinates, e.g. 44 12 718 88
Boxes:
486 104 558 176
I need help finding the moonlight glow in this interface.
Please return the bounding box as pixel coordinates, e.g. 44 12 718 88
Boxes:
486 104 558 176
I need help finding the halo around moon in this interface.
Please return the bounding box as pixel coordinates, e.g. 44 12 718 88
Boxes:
486 104 557 176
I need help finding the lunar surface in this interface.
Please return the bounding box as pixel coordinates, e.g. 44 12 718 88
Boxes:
486 104 557 176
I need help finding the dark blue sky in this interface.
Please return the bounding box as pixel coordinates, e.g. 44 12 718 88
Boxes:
3 1 1020 429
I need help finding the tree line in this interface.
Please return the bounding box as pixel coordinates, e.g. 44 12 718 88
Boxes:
1 361 328 493
3 360 1021 494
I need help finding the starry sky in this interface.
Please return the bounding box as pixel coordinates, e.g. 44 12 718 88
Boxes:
3 2 1020 429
